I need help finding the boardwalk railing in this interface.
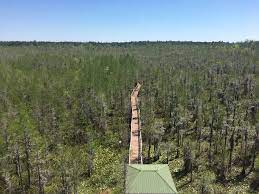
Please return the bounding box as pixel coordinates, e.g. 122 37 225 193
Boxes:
138 106 143 164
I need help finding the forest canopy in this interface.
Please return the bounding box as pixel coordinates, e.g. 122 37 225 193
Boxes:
0 41 258 193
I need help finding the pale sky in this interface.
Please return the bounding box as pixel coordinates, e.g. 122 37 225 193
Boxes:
0 0 258 42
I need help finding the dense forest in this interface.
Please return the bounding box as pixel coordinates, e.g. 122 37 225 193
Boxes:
0 41 258 193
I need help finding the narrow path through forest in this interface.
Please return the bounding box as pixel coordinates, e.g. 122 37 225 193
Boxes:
129 83 143 164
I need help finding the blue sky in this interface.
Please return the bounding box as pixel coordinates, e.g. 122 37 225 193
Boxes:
0 0 258 42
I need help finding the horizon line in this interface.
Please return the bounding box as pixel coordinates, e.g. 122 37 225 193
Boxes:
0 39 258 44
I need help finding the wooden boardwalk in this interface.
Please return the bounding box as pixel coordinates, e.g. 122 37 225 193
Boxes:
129 83 143 164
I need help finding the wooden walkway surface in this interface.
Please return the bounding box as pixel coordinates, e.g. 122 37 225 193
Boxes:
129 83 143 164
